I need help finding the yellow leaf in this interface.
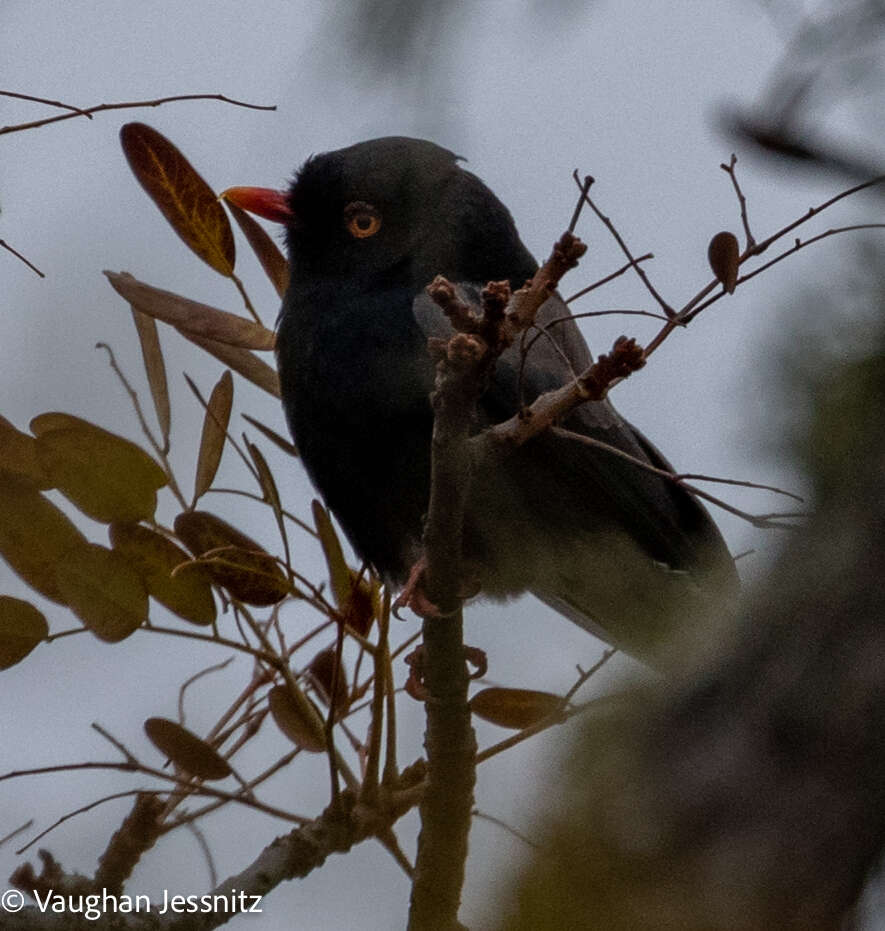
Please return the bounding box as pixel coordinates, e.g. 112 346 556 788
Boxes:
0 596 48 669
193 370 233 503
174 510 288 606
120 122 235 276
469 687 563 730
268 684 326 752
109 522 216 626
55 542 148 642
144 717 232 780
105 272 275 350
32 414 167 523
0 471 88 603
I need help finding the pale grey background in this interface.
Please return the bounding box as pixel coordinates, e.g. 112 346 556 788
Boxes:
1 2 879 928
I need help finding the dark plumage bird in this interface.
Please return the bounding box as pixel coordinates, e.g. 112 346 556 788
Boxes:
229 136 737 660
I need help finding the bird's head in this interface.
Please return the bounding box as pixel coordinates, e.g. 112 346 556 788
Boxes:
223 136 535 290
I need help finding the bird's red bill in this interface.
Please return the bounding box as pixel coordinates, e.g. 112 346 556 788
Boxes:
221 186 292 224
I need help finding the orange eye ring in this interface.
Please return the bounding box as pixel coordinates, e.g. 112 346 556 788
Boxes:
344 201 382 239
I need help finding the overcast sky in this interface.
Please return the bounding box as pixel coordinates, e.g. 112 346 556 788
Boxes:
2 2 880 929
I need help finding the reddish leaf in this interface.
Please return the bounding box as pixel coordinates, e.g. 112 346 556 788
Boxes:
470 687 563 729
120 122 235 276
224 199 290 298
174 510 288 606
307 647 349 716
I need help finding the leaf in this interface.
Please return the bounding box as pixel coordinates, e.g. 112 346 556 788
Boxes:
193 370 233 503
120 122 235 276
469 687 563 730
242 413 298 457
144 717 232 780
707 231 740 294
131 309 171 447
0 415 49 486
224 199 290 298
0 470 88 603
312 500 351 610
180 331 281 398
311 500 377 635
173 510 288 605
109 523 216 626
0 596 48 669
55 542 148 642
307 647 349 716
32 414 167 523
267 684 326 752
104 271 275 350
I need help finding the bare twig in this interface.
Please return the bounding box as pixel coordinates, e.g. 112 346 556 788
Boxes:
0 239 45 277
572 170 675 317
0 91 276 136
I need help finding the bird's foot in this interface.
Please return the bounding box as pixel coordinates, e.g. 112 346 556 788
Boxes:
393 557 482 620
403 643 488 701
393 557 443 620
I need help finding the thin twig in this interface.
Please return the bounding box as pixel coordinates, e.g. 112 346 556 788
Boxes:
565 253 654 303
572 170 675 317
721 154 756 248
0 239 45 277
0 92 276 136
96 342 188 508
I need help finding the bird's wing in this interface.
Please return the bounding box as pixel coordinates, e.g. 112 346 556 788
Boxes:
412 284 736 585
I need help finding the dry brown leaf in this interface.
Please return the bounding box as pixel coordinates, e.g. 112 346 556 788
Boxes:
267 684 326 752
0 596 48 670
120 122 235 276
707 231 740 294
174 510 288 605
179 330 281 398
193 370 233 503
224 199 290 298
469 687 563 730
144 717 232 780
131 309 171 446
105 271 274 350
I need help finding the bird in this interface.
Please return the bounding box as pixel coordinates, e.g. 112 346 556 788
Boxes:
226 136 738 661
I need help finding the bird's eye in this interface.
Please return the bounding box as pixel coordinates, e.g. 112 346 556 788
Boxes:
343 201 382 239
